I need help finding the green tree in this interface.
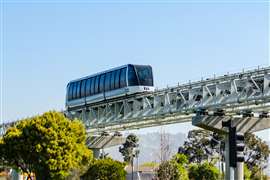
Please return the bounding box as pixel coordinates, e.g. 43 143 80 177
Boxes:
81 158 126 180
0 111 92 180
188 162 220 180
244 133 270 171
156 153 189 180
178 129 223 164
178 129 270 177
119 133 139 163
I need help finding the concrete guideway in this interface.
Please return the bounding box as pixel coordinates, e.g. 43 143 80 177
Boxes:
66 66 270 134
86 134 125 158
192 115 270 134
86 135 125 149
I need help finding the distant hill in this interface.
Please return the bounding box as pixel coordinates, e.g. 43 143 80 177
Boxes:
104 132 186 164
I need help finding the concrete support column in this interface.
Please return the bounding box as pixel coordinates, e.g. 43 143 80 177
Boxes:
235 162 244 180
225 134 234 180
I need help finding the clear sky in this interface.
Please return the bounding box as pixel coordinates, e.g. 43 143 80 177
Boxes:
1 1 269 140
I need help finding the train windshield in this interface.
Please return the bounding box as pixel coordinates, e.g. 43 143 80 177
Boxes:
135 65 153 86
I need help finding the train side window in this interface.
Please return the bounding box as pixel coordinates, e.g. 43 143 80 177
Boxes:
72 82 77 99
120 68 127 88
110 71 115 90
85 78 91 96
128 65 139 86
76 81 81 99
105 72 111 91
80 79 86 97
99 74 105 92
68 83 73 100
95 75 100 94
91 77 96 95
115 69 120 89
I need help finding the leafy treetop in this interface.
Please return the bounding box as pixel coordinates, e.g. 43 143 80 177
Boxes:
0 111 93 180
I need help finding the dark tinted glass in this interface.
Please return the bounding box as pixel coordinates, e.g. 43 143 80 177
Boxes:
95 75 100 94
135 65 153 86
120 68 127 88
99 74 105 92
80 80 86 97
72 82 77 99
114 69 120 89
110 71 115 90
68 83 73 100
91 77 96 95
85 78 91 96
105 72 111 91
76 81 81 99
128 65 139 86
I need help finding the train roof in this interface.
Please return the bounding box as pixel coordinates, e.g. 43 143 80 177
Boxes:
67 64 151 84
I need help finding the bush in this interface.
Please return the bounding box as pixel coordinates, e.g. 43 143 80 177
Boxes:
244 163 251 180
81 158 126 180
188 162 220 180
156 161 180 180
156 154 189 180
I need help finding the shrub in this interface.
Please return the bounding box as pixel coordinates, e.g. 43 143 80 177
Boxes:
81 158 126 180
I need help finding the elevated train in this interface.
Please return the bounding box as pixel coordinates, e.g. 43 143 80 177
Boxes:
66 64 154 110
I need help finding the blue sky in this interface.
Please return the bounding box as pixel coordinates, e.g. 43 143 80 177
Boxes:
1 1 269 140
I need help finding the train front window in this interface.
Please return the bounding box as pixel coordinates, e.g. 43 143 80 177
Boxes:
135 65 153 86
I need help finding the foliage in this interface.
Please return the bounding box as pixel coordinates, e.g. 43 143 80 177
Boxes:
178 129 270 178
119 133 139 163
244 133 270 171
244 163 251 180
156 160 180 180
81 158 126 180
178 129 223 164
188 162 220 180
250 165 268 180
172 153 188 165
0 111 93 180
156 153 189 180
